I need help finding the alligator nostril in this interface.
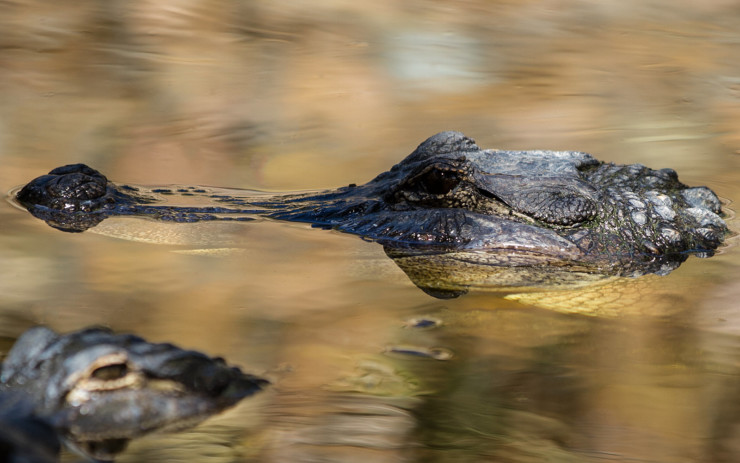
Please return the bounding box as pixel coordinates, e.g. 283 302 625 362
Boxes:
47 173 107 202
75 178 107 200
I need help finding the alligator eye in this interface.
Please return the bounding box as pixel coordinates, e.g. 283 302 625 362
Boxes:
90 363 129 381
416 168 461 195
66 354 140 402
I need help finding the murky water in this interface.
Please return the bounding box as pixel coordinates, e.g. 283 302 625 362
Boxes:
1 1 740 462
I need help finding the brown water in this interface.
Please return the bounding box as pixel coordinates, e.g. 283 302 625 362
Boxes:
1 1 740 462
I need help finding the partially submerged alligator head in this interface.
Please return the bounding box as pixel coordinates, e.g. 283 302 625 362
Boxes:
0 326 268 461
14 131 728 295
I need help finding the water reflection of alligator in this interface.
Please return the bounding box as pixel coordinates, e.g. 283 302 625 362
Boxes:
15 131 728 296
0 326 268 461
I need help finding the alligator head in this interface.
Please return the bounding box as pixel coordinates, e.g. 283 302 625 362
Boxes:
14 132 728 294
0 326 268 461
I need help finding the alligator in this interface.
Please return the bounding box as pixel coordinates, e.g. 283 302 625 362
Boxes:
0 326 269 461
0 390 60 463
14 131 728 294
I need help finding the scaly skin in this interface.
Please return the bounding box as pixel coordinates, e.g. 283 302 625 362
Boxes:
0 326 268 461
14 132 728 291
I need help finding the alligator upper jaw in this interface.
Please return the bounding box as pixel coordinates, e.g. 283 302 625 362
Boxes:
332 208 585 260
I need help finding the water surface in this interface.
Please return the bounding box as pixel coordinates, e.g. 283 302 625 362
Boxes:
1 1 739 462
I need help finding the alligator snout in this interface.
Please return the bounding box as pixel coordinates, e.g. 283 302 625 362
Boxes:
157 353 270 401
17 163 109 212
47 172 106 202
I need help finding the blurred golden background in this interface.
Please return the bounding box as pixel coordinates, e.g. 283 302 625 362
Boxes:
0 1 739 462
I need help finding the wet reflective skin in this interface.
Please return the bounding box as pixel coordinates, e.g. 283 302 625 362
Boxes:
0 327 269 461
14 132 729 296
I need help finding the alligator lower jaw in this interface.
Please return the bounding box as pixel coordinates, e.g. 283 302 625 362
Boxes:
383 245 587 269
383 246 609 299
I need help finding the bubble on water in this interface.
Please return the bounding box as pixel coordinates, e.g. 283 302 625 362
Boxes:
403 317 442 330
384 345 453 361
